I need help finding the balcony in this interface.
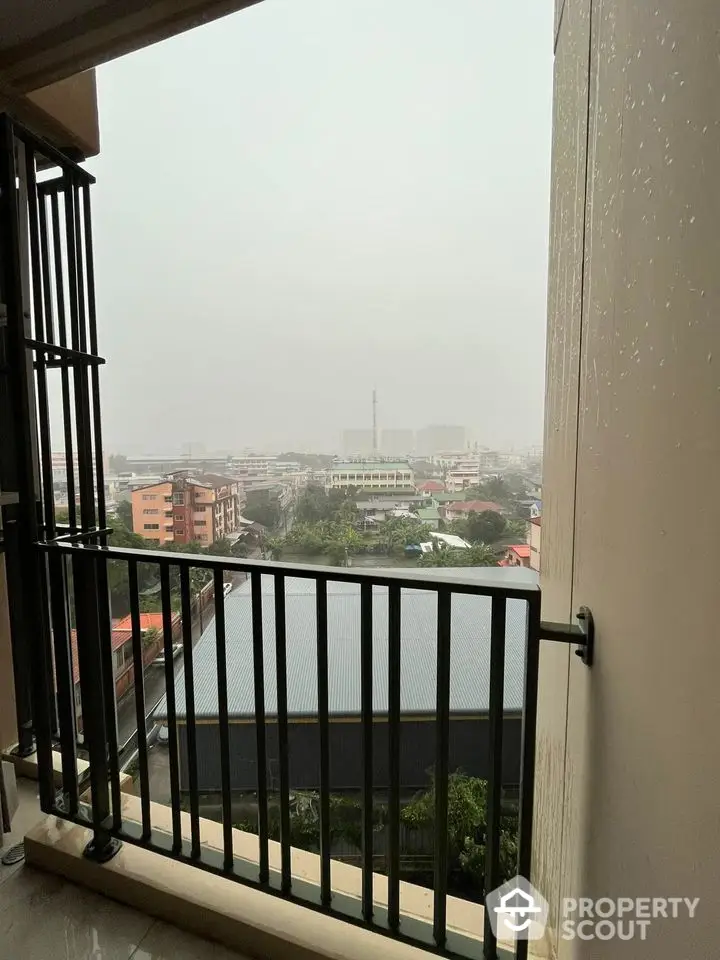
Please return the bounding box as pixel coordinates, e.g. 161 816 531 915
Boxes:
0 107 581 950
5 535 561 960
1 3 718 958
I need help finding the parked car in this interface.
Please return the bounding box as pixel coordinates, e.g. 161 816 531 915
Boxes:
223 581 232 598
152 643 182 666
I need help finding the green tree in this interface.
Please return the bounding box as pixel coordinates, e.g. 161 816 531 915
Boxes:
113 499 134 531
402 771 517 891
377 516 429 553
209 537 234 558
503 518 528 542
244 490 282 530
417 544 496 568
142 626 161 649
231 540 250 558
108 453 129 473
465 510 506 545
265 537 284 560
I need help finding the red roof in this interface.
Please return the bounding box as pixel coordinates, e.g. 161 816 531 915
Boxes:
509 544 531 558
445 500 502 514
530 516 541 526
114 612 168 632
417 480 444 492
69 612 181 684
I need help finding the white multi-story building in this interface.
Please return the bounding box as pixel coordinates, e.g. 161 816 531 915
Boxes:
445 457 483 492
328 460 414 492
229 455 278 478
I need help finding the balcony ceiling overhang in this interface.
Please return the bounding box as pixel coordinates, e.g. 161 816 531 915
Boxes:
0 0 263 93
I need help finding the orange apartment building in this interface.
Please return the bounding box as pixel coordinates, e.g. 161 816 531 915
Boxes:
131 472 243 547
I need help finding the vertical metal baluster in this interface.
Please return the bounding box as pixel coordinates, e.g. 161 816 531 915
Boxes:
387 585 402 933
214 568 234 872
433 588 452 949
360 581 374 923
96 554 121 829
274 573 291 894
180 565 201 858
23 150 55 539
250 571 269 883
128 559 150 840
484 596 507 959
316 576 331 908
72 549 117 860
63 176 94 531
160 563 182 853
47 550 78 814
514 592 541 960
49 189 76 530
37 188 55 346
81 183 106 530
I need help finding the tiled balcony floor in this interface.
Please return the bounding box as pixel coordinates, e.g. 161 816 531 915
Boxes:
0 779 250 960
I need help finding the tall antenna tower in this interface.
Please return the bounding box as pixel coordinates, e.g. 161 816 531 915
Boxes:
372 388 378 455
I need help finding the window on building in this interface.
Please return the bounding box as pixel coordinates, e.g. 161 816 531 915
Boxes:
143 508 159 515
142 494 157 501
198 534 208 541
164 496 172 502
143 523 160 530
175 527 185 536
174 513 183 521
123 642 133 664
114 649 124 671
173 493 185 505
195 520 207 527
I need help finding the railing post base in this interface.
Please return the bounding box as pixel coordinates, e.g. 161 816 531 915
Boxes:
83 836 122 864
11 736 36 758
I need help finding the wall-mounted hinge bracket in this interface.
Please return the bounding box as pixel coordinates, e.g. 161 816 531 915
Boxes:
540 606 594 666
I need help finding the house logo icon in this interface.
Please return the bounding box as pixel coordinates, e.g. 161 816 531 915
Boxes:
485 875 549 942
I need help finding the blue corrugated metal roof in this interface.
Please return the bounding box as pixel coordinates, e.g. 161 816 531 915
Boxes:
156 573 530 721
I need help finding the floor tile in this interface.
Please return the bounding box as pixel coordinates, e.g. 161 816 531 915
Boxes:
0 777 42 889
0 865 154 960
132 921 251 960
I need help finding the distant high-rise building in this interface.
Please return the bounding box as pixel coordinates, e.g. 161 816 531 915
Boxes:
380 429 415 456
416 425 466 457
342 429 375 456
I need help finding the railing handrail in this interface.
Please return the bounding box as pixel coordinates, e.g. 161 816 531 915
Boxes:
37 538 539 599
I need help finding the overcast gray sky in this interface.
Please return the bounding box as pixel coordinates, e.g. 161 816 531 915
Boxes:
86 0 553 455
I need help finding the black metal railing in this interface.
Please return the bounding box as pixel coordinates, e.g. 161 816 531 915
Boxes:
33 541 541 960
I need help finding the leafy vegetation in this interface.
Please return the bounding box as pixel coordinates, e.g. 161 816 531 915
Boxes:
449 509 507 546
243 489 282 530
276 452 336 470
418 544 496 567
464 474 531 519
402 772 518 891
235 773 519 896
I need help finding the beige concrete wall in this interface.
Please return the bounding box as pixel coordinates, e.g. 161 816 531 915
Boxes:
0 69 99 159
27 70 99 157
537 1 720 957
